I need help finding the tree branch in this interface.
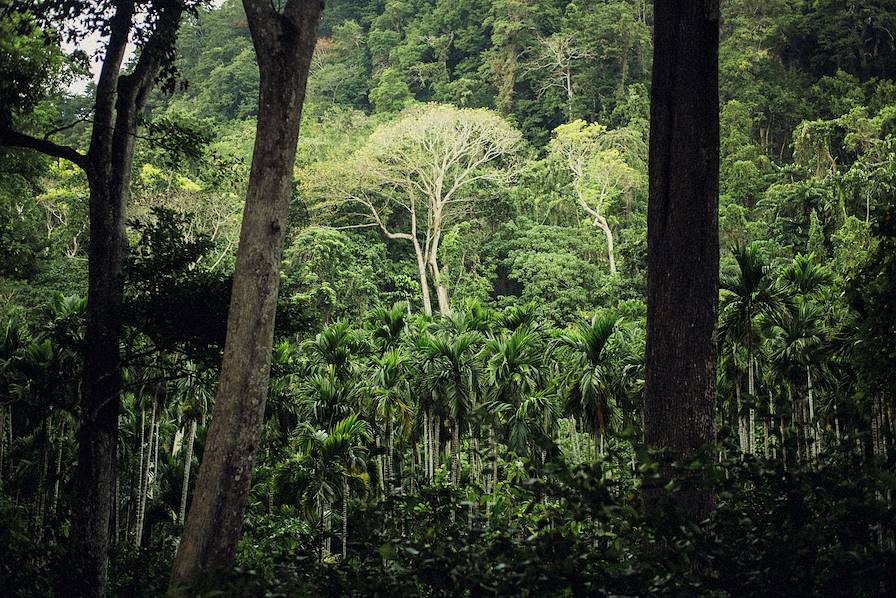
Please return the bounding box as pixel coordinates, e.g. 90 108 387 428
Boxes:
0 127 87 168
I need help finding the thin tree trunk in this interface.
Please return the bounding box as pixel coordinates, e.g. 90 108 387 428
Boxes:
135 395 157 547
735 375 746 453
490 427 498 491
172 2 324 584
385 418 394 495
179 419 196 526
451 419 460 483
424 410 431 481
342 477 349 560
748 353 755 454
36 416 50 534
52 419 65 515
66 5 183 592
642 0 720 524
0 406 5 487
807 367 816 461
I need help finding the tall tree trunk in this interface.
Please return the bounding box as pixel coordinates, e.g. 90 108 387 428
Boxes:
135 394 157 547
52 418 65 516
490 427 498 491
341 477 349 560
0 406 6 487
171 1 323 585
179 419 197 525
748 352 755 454
807 367 816 461
65 5 184 592
642 0 719 524
385 417 393 495
451 419 460 483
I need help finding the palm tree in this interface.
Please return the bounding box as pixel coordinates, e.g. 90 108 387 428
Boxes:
481 326 547 486
369 302 408 353
554 314 622 460
305 319 367 381
295 414 371 560
173 360 213 525
768 297 830 462
301 368 359 431
719 242 784 454
415 329 482 483
371 349 414 494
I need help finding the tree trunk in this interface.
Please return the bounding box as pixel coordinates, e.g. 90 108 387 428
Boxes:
135 394 157 547
490 427 498 492
341 477 349 560
171 1 323 585
52 418 65 515
414 242 434 316
807 367 816 461
748 352 755 454
451 419 460 483
66 4 184 592
642 0 719 524
428 254 451 314
385 417 394 495
0 406 5 487
423 410 431 481
593 215 618 275
179 419 197 525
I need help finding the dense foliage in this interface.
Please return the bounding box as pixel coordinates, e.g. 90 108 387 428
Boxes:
1 0 895 595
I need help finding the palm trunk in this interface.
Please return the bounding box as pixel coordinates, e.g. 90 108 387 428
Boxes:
451 419 460 483
0 406 6 487
36 416 50 534
52 419 65 515
341 477 349 559
135 395 157 547
490 427 498 491
735 375 746 453
179 419 197 525
385 417 394 495
423 410 431 481
748 353 755 454
433 414 441 473
807 367 816 461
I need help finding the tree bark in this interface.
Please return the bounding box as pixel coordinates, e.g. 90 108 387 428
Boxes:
642 0 720 525
170 0 323 586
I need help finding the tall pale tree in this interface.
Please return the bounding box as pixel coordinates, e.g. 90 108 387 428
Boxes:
311 104 521 314
547 120 644 275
